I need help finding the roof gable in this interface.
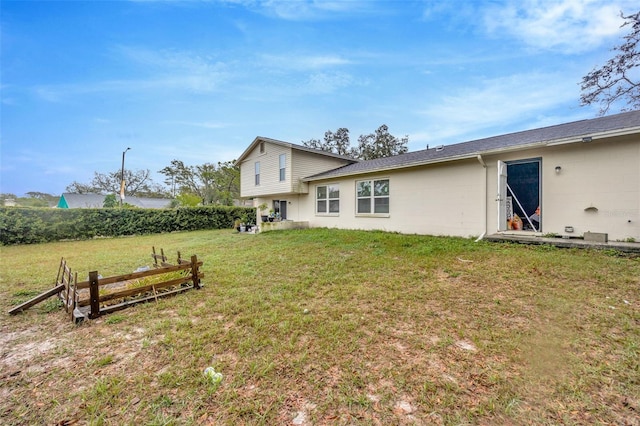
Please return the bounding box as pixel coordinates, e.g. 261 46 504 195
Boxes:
237 136 359 164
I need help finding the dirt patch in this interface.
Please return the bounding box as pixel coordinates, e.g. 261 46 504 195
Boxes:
1 327 61 373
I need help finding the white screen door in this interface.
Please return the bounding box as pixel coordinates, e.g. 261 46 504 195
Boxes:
497 160 507 231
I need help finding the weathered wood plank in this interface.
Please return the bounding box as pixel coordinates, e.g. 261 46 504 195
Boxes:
8 284 66 315
191 255 201 289
75 261 203 289
55 258 65 289
64 267 73 313
77 273 205 306
89 271 100 319
152 246 168 267
70 271 78 320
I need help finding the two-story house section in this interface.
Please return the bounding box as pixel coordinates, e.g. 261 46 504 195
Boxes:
238 137 358 222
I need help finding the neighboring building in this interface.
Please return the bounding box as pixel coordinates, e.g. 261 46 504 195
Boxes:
57 193 173 209
238 110 640 242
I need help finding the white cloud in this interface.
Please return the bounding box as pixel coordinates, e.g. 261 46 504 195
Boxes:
165 120 227 129
32 77 198 102
414 72 584 145
258 53 353 71
304 71 355 94
256 0 373 20
421 0 477 25
0 84 17 105
31 46 359 103
116 45 224 71
482 0 636 53
31 47 231 101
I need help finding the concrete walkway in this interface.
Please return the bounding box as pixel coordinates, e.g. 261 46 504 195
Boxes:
484 233 640 254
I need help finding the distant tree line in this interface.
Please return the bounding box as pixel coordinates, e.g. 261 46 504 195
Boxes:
0 192 59 208
62 159 241 207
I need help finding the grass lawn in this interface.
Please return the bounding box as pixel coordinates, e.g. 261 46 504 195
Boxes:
1 228 638 425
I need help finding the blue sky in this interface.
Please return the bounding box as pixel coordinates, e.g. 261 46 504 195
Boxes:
1 0 637 197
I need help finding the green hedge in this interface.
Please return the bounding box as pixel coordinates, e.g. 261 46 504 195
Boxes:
0 206 256 245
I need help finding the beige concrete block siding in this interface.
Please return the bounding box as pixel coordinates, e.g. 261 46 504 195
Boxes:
252 195 304 222
307 159 486 237
484 134 639 241
544 134 638 241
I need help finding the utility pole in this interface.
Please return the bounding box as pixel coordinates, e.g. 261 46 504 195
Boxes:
120 147 131 207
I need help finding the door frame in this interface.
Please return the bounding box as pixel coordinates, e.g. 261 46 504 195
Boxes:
273 199 287 220
497 158 542 232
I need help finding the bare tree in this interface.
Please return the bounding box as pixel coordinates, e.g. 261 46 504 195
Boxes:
580 11 640 115
66 169 167 197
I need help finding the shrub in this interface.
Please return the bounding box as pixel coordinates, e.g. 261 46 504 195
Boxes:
0 206 255 245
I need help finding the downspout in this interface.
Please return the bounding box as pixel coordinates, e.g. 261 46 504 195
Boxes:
475 154 487 242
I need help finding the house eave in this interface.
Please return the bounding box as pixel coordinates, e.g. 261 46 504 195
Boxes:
301 153 481 182
237 136 359 164
241 190 308 198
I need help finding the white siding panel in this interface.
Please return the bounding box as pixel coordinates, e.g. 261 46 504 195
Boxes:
240 142 292 197
241 142 353 198
291 150 353 194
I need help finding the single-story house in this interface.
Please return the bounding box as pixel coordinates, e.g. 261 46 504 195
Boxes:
238 110 640 242
57 193 173 209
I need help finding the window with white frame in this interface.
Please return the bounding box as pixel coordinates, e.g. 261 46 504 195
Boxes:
255 162 260 185
316 184 340 214
279 154 286 181
356 179 389 214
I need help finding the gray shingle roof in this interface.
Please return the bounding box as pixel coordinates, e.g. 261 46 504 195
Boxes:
304 110 640 181
127 196 173 209
59 193 106 208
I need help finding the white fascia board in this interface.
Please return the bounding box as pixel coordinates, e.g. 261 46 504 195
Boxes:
302 153 480 182
545 127 640 147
